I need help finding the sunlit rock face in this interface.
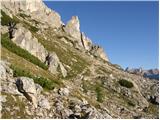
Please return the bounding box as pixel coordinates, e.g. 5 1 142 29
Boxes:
11 25 48 62
65 16 81 40
90 45 109 61
1 0 63 28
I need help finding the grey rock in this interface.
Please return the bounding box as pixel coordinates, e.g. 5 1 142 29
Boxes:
38 97 50 110
58 88 70 96
81 32 92 51
17 77 37 94
16 77 38 108
48 52 67 77
65 16 81 40
0 95 7 103
12 25 48 62
90 45 109 61
1 0 63 28
35 84 43 95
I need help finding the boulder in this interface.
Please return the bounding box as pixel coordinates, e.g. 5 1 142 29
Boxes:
48 52 67 77
58 88 70 96
15 77 38 108
48 52 60 74
38 97 50 110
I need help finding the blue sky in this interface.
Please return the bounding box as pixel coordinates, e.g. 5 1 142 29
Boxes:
44 1 159 69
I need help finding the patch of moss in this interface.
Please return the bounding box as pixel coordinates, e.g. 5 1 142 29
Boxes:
118 79 133 88
127 100 136 107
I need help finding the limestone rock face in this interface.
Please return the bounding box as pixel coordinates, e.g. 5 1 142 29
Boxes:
64 17 109 61
1 0 63 28
65 16 81 39
81 32 92 51
10 24 67 77
65 16 83 48
90 45 109 61
48 52 67 77
12 24 48 62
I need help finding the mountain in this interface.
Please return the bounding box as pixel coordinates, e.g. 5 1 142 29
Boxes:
125 67 159 80
0 0 159 119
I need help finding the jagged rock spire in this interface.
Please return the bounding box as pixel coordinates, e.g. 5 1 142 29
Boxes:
65 16 81 40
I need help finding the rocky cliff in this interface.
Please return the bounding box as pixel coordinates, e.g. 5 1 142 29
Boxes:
0 0 159 119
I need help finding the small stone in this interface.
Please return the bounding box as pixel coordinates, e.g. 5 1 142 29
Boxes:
38 98 50 110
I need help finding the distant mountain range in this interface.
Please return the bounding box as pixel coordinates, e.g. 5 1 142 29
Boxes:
125 67 159 80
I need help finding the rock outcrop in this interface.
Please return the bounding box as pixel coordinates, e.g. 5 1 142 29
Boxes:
1 0 63 28
81 32 92 51
1 0 159 119
64 16 109 61
47 52 67 77
10 24 67 77
90 45 109 61
16 77 38 108
65 16 81 40
12 24 48 62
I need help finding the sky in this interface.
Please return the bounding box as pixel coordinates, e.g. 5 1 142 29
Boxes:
44 1 159 69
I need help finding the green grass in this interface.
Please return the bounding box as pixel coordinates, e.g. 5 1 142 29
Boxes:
145 103 159 118
33 32 89 79
82 80 105 103
118 79 134 88
1 33 48 70
18 13 31 19
95 85 105 103
1 10 19 26
11 65 56 90
23 20 39 32
127 100 135 107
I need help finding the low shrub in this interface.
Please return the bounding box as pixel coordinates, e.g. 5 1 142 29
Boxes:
118 79 134 88
1 10 19 26
127 100 135 107
11 65 54 90
1 34 48 70
95 85 104 103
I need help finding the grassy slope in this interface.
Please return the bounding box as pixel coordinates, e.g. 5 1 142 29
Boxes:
33 30 90 79
1 47 63 87
1 11 158 118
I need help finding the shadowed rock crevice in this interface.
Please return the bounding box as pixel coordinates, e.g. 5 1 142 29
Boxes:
16 80 33 103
